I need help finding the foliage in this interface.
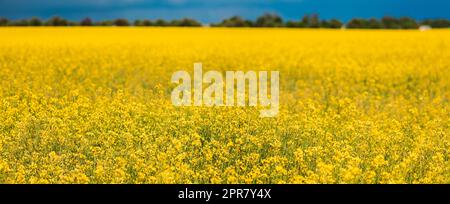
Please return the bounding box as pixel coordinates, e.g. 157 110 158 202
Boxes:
0 15 448 29
113 18 130 26
45 16 69 26
255 13 284 27
211 16 253 27
80 18 93 26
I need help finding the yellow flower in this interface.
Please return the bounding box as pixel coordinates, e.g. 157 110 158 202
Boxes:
0 27 448 184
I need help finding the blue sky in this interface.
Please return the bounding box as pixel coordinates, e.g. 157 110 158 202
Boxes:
0 0 449 23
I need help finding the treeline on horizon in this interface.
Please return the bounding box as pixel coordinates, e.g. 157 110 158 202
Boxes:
1 13 450 29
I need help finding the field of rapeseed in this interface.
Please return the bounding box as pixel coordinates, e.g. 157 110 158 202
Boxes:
0 27 449 183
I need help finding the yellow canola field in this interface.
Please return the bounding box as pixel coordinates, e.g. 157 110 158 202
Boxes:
0 27 449 183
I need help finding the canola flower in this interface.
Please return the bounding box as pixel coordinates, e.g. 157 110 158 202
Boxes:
0 27 449 184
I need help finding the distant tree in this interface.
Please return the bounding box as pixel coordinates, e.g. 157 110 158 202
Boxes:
320 20 329 28
347 18 385 29
142 19 154 26
347 18 369 28
28 17 42 26
133 19 142 26
327 19 343 28
46 16 68 26
381 16 400 29
214 16 252 27
2 15 442 28
0 18 8 26
171 18 201 27
398 17 418 29
435 19 450 28
255 13 283 27
96 20 112 26
421 19 450 28
170 19 179 26
245 20 254 27
301 14 320 28
309 14 320 28
134 19 154 26
367 18 382 29
285 20 302 28
113 18 130 26
420 19 433 27
301 15 309 26
154 19 168 26
12 19 30 26
80 17 93 26
68 21 78 26
434 19 450 28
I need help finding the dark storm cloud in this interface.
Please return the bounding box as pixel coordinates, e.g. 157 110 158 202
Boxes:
0 0 449 23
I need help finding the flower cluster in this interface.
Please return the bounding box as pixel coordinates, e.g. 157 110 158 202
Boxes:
0 28 448 183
